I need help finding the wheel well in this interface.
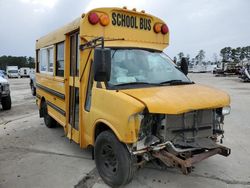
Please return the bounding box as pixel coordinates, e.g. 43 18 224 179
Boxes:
94 122 112 142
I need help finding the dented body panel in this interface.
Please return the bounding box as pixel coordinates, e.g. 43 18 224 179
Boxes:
121 84 230 114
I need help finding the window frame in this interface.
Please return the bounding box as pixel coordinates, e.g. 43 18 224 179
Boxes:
36 49 40 73
55 41 65 77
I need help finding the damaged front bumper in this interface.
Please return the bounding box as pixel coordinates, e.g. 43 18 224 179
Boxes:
132 139 231 174
152 145 230 174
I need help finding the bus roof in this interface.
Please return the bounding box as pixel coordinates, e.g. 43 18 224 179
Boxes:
36 18 80 49
36 7 169 51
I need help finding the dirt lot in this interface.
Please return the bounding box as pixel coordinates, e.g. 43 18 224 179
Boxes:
0 74 250 188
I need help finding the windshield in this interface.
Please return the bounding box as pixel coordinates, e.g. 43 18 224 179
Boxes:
108 49 191 88
8 70 18 73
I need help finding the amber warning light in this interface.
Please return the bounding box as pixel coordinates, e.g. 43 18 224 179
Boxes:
154 23 168 35
88 12 110 26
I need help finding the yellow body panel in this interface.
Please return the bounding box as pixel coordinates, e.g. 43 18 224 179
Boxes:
36 74 66 127
83 87 145 145
121 84 230 114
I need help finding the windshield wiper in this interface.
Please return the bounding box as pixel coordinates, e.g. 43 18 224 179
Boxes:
114 82 159 87
159 80 194 85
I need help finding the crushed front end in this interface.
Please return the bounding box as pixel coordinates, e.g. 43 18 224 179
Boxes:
132 107 231 174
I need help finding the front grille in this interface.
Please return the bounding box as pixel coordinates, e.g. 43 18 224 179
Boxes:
159 110 214 143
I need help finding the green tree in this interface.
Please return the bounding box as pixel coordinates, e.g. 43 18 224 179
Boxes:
195 50 205 64
177 52 184 62
220 47 231 61
0 55 35 70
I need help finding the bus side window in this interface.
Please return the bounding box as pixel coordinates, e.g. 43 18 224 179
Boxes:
56 42 64 77
40 46 54 75
85 61 94 112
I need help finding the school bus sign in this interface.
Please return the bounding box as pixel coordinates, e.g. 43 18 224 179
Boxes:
111 12 152 31
80 7 169 50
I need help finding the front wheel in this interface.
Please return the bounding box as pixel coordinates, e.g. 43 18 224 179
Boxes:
1 94 11 110
94 131 135 187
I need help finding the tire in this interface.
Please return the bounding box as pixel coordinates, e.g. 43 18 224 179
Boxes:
31 83 36 96
1 94 11 110
41 101 56 128
94 131 135 187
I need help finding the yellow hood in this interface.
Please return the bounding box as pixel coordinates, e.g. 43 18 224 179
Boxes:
121 84 230 114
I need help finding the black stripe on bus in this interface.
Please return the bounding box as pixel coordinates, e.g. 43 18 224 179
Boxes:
47 101 66 116
36 83 65 100
36 94 41 99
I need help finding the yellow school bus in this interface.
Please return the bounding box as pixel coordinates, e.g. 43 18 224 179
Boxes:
35 7 231 186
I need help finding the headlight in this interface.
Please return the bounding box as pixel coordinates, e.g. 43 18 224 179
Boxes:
222 106 231 116
1 83 9 92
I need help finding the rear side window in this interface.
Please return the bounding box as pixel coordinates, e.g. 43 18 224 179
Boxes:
40 46 54 75
56 42 64 77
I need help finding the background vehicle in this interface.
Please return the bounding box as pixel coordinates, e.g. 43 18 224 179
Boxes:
35 7 231 187
239 63 250 82
0 76 11 110
0 70 7 79
6 66 19 78
19 67 31 78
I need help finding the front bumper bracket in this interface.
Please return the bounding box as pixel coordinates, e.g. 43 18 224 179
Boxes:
152 146 231 174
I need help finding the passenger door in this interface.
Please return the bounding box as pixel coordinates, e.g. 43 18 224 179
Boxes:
67 31 80 143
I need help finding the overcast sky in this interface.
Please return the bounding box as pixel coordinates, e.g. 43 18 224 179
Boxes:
0 0 249 60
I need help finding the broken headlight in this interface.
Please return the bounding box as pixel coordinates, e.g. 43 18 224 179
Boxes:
222 106 231 116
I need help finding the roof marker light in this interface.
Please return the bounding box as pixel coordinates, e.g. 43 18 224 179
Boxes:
154 23 162 33
161 24 169 34
100 14 110 26
88 12 99 25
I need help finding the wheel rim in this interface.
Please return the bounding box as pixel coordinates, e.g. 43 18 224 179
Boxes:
100 144 118 175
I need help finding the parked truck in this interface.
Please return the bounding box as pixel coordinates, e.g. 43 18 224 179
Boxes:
6 66 19 78
19 67 31 78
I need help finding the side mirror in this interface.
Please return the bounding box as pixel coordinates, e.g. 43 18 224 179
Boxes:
93 48 111 82
180 58 188 75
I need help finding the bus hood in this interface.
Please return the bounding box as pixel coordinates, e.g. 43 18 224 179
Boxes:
121 84 230 114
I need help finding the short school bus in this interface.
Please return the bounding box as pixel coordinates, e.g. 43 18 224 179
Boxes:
35 7 231 186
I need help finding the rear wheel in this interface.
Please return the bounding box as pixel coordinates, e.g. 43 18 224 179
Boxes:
41 101 56 128
94 131 135 187
2 94 11 110
31 83 36 96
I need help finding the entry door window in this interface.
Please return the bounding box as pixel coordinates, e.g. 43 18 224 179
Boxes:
70 33 80 76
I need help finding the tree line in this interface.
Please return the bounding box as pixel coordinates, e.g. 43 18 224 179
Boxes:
220 46 250 62
174 46 250 65
174 50 206 65
0 56 35 70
